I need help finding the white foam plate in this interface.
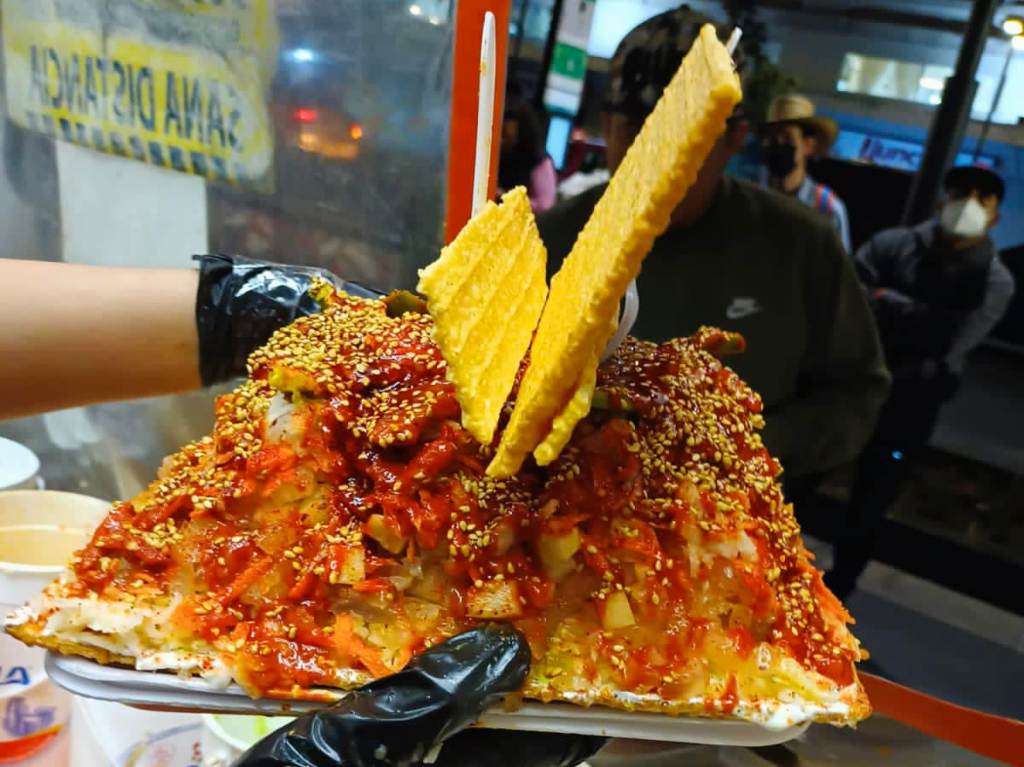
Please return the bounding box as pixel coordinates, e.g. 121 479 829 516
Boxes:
46 653 809 746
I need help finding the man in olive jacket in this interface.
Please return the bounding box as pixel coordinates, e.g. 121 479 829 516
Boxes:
539 8 889 480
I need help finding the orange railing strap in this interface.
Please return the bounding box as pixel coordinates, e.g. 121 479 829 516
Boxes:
860 672 1024 766
445 0 512 244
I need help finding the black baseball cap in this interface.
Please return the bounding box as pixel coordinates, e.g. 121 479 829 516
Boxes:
603 5 739 119
943 165 1005 203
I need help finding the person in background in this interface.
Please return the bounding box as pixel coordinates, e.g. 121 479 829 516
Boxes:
498 98 558 213
759 94 852 252
537 8 890 481
827 165 1014 598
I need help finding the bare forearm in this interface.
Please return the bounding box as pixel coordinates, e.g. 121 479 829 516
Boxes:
0 260 200 419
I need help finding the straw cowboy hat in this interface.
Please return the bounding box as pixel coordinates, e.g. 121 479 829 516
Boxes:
763 94 839 150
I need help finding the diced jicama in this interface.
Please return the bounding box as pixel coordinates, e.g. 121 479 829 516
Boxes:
330 545 366 585
536 528 581 581
600 590 636 630
365 514 408 555
466 580 524 619
409 568 448 604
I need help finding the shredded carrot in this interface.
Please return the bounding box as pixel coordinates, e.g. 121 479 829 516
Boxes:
137 494 189 530
261 467 301 498
287 571 317 601
169 600 198 632
351 578 392 594
218 555 273 606
332 614 391 677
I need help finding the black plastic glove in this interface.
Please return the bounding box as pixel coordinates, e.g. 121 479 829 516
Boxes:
232 624 605 767
194 254 382 387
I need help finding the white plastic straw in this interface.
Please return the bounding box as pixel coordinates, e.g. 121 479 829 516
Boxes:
472 11 497 217
602 27 742 362
726 27 742 56
601 280 640 360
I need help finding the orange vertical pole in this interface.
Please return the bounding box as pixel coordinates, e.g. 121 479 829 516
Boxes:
445 0 512 244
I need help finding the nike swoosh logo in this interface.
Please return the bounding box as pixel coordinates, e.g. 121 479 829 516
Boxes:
725 298 762 320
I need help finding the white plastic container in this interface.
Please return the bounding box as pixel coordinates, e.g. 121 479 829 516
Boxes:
0 438 41 492
200 715 294 766
68 698 203 767
0 490 108 765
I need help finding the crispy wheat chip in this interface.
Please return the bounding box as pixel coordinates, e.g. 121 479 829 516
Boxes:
488 26 741 477
417 187 548 445
533 347 600 466
533 311 615 465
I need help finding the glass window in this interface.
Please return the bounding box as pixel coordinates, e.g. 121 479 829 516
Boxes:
0 0 456 495
522 0 555 46
1 0 454 285
834 51 1024 124
588 0 678 59
508 0 555 63
404 0 452 26
214 1 455 290
837 53 953 107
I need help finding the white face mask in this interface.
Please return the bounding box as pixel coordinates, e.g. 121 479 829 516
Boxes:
939 197 990 238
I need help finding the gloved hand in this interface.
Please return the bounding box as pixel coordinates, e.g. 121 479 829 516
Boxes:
233 624 605 767
194 254 381 386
